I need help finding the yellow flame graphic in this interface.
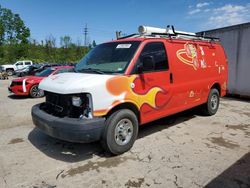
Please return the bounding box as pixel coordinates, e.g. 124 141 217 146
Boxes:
94 75 162 116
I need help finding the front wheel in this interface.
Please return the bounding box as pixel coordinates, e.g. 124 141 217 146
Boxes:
6 69 14 76
29 84 44 98
201 88 220 116
101 109 138 155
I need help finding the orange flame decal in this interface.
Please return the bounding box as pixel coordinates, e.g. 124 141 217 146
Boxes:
93 75 162 116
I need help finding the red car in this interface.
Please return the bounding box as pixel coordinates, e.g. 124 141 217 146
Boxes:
8 66 73 98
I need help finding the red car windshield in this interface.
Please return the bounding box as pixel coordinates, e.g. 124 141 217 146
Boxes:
35 68 54 77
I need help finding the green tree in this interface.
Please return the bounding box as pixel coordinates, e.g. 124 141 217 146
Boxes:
0 5 30 44
92 40 97 47
0 5 92 65
0 14 4 45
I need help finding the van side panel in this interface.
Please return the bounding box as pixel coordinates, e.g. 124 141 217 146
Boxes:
214 44 228 97
136 40 227 124
165 40 208 109
110 39 227 125
167 39 227 110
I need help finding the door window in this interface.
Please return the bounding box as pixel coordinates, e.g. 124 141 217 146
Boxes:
25 62 31 65
138 42 169 72
16 62 23 66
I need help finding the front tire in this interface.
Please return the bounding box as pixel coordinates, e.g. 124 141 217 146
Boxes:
6 69 14 76
29 84 44 98
201 88 220 116
101 109 138 155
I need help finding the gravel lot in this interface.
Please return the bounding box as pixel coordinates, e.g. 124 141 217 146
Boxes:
0 78 250 188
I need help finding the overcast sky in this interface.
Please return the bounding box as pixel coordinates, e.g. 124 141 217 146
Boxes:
0 0 249 45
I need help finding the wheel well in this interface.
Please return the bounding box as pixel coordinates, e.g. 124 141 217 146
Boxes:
211 83 221 95
6 68 14 71
106 103 140 124
29 84 38 91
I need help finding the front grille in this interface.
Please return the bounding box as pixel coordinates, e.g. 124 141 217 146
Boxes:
10 81 22 87
41 91 87 118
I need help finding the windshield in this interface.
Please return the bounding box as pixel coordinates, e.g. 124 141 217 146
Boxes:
53 67 73 75
35 68 54 77
75 41 141 74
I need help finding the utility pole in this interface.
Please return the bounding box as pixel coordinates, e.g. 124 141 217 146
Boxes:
84 23 88 46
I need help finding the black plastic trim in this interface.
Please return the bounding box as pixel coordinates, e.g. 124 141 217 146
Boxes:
31 103 106 143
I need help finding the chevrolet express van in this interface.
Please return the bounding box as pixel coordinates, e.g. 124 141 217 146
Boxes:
32 26 228 155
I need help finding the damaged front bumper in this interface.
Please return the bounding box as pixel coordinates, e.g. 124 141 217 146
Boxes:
31 103 106 143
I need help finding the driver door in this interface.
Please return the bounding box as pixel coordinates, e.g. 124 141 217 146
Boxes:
132 41 175 124
15 62 24 70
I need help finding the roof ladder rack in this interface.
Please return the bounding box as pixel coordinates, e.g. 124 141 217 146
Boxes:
137 25 220 41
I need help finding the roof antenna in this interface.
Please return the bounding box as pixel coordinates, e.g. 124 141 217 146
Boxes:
202 32 205 38
171 25 176 35
166 25 170 33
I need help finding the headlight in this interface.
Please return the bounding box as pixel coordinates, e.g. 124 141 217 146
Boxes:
26 80 34 84
72 96 82 107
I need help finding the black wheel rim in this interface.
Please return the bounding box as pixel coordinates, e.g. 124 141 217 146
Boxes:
31 86 43 97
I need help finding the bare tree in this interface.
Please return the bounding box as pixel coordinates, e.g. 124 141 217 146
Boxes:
60 35 72 48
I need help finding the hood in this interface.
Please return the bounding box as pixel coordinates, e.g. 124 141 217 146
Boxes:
13 76 44 83
1 64 13 67
39 72 115 94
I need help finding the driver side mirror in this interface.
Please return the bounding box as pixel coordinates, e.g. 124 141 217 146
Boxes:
136 55 155 74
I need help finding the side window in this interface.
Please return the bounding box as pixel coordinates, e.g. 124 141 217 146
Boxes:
139 42 169 72
53 68 72 75
16 62 23 66
25 62 31 65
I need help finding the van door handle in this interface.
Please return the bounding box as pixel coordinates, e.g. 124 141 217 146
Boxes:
170 73 173 84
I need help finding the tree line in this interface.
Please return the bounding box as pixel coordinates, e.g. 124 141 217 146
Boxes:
0 5 96 65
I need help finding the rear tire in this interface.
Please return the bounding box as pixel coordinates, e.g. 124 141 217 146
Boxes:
29 84 44 98
201 88 220 116
6 69 14 76
101 109 138 155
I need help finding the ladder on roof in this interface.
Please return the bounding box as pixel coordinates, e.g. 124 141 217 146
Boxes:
118 25 219 41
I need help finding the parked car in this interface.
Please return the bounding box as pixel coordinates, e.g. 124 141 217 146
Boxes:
33 63 64 74
31 25 228 155
15 64 42 77
9 66 73 98
0 60 33 76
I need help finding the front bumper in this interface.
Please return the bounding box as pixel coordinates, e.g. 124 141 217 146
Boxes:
31 103 106 143
8 86 28 95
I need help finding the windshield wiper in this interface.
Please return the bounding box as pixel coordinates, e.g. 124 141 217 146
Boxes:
78 68 105 74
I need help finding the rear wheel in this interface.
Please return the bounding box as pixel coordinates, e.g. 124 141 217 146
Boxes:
29 84 44 98
6 69 14 76
101 109 138 155
201 88 220 116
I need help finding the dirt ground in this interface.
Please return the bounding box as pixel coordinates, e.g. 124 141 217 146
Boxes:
0 78 249 188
